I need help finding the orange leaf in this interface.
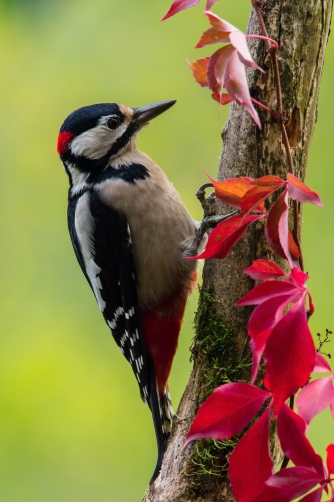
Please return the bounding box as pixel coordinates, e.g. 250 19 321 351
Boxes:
251 175 285 187
187 58 209 87
288 231 301 260
208 175 254 209
241 185 278 215
212 90 234 104
196 27 230 48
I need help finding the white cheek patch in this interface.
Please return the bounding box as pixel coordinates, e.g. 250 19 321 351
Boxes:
70 121 129 160
75 192 106 312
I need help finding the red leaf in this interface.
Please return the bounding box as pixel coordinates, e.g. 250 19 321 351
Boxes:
263 374 271 391
313 352 333 373
244 264 313 382
299 487 324 502
296 377 333 425
196 27 229 48
205 12 263 72
244 259 286 281
287 173 323 206
265 188 288 259
288 230 301 260
248 295 294 382
265 466 323 490
206 46 233 94
250 330 272 384
209 176 254 208
307 291 315 314
251 467 323 502
248 295 293 339
277 403 324 476
187 58 209 87
326 444 334 476
161 0 200 20
229 30 263 71
264 300 316 414
204 11 237 33
241 181 284 215
265 188 299 266
224 50 261 128
251 175 285 186
206 0 219 8
197 11 263 124
289 267 309 288
236 279 301 306
229 405 273 502
184 383 270 446
215 46 237 96
188 214 263 260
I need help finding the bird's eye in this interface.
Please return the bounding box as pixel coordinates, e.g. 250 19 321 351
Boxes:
107 116 121 129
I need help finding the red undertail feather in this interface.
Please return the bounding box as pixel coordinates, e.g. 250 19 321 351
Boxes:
141 270 198 395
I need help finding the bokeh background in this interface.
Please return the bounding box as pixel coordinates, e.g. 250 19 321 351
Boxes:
0 0 333 500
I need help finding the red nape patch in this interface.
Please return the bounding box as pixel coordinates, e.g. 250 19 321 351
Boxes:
57 131 75 155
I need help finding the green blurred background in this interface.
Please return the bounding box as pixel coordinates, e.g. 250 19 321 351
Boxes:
0 0 333 500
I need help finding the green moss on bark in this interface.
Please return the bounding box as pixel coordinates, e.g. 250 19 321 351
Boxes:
183 285 251 499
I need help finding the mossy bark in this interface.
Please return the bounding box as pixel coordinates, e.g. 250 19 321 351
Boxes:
143 0 332 500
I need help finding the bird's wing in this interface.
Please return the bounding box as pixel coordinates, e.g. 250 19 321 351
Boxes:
68 190 149 402
68 189 166 481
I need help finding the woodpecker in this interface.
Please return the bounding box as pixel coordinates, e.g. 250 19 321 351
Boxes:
57 100 198 482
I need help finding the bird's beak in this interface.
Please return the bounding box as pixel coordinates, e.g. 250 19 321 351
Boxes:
132 100 176 126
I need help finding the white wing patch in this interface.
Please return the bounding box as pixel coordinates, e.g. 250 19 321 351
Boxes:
107 306 124 330
75 192 106 312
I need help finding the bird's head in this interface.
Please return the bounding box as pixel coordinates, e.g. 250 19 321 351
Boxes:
57 100 176 170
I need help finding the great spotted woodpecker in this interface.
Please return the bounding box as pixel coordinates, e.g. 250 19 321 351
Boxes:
57 100 198 482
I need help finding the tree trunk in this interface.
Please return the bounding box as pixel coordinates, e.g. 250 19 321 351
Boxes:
143 0 332 500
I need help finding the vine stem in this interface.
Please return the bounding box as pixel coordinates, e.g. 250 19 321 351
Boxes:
251 0 303 271
251 0 307 472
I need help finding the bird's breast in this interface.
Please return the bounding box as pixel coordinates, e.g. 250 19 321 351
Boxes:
96 154 197 310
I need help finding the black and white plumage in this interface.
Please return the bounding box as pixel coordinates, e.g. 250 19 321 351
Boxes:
57 100 198 482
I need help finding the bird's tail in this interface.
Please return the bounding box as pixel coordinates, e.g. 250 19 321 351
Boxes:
160 387 174 437
146 356 176 484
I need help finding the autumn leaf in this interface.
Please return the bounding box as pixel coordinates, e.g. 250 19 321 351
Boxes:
264 300 316 414
187 214 263 260
277 404 324 476
296 377 334 425
185 383 271 446
229 405 273 502
161 0 200 20
287 173 323 206
244 259 286 281
208 175 255 208
187 57 209 87
265 188 300 267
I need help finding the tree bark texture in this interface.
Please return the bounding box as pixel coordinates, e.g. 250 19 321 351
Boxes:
144 0 332 500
